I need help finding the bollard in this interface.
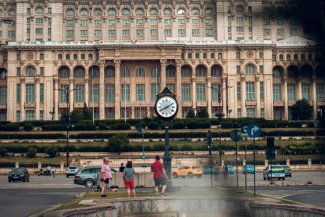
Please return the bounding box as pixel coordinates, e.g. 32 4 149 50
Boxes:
15 161 19 168
286 159 290 167
221 160 224 167
265 160 268 167
60 161 64 172
38 162 42 170
308 159 312 169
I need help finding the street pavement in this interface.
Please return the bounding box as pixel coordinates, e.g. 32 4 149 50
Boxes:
0 171 324 217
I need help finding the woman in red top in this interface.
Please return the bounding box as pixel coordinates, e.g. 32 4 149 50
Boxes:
151 155 167 196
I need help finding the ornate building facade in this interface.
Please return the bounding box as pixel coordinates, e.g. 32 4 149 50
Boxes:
0 0 324 122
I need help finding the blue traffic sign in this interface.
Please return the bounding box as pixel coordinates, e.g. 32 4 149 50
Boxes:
247 124 261 138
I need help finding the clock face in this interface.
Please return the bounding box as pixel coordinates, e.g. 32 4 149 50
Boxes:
155 96 178 119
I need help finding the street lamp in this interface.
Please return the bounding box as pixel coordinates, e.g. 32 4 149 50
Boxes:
56 88 76 168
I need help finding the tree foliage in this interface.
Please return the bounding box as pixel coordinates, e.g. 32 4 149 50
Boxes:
186 109 195 118
107 134 129 155
82 103 92 120
45 147 58 158
196 108 209 118
26 147 37 158
291 99 312 120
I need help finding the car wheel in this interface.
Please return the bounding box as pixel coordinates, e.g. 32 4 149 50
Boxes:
84 179 95 188
8 179 11 182
13 180 15 182
263 177 266 180
289 175 292 177
66 175 69 178
27 177 30 182
187 173 193 179
172 173 178 179
282 177 285 180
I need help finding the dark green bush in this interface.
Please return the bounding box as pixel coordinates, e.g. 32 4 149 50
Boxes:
172 120 186 129
0 124 20 131
110 123 131 130
24 124 34 131
97 123 108 130
26 147 37 158
186 119 211 129
151 144 164 151
0 148 7 157
45 147 58 158
73 123 97 131
180 144 193 151
147 121 160 130
42 124 66 131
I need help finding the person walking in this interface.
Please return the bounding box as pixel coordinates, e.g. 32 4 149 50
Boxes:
123 161 136 198
101 157 112 197
224 164 228 180
151 155 167 196
52 166 56 178
119 163 125 172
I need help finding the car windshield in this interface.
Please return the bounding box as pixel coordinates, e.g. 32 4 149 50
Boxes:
282 166 288 169
11 168 24 173
270 166 283 171
69 167 77 170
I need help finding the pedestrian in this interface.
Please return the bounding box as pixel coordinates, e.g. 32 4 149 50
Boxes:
151 155 167 196
224 164 228 180
119 163 125 172
52 166 56 178
100 157 112 197
123 161 136 198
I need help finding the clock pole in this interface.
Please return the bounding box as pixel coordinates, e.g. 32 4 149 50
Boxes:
163 120 172 188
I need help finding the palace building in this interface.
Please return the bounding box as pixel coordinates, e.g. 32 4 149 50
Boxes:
0 0 324 122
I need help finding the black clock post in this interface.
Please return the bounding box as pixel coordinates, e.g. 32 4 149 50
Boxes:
154 87 178 188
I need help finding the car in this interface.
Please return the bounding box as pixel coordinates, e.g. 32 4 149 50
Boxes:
243 165 255 174
172 166 203 179
282 165 292 177
203 166 219 175
66 166 79 178
74 166 118 188
263 165 286 181
8 167 30 182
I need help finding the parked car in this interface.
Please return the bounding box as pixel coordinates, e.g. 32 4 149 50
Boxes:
204 166 219 175
66 166 79 178
263 165 286 181
8 167 30 182
74 166 118 188
172 166 203 178
242 165 255 174
282 165 292 177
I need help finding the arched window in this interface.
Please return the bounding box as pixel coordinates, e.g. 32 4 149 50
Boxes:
26 66 35 77
0 68 7 80
301 65 313 78
181 65 192 77
287 65 299 77
211 65 222 77
35 6 44 14
163 8 172 16
205 8 213 15
105 66 115 78
89 66 99 78
236 5 244 13
66 8 75 16
150 8 158 15
196 65 207 77
166 65 176 77
246 64 255 74
108 8 116 16
79 8 88 16
58 66 70 78
122 8 130 15
74 66 85 78
136 8 144 15
315 65 325 79
94 8 103 16
272 66 283 77
121 67 130 77
136 68 145 77
191 8 200 15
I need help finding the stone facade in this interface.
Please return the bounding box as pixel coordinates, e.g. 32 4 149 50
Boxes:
0 0 324 122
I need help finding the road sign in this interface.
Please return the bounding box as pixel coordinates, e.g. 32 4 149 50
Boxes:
247 124 261 138
240 125 248 137
230 130 242 142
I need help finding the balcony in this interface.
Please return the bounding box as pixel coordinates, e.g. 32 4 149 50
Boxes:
245 100 256 106
24 102 35 108
273 101 284 107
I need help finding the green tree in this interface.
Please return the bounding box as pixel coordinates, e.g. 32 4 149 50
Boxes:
82 103 92 120
196 108 209 118
291 99 312 120
26 147 37 158
107 134 129 155
45 147 58 158
70 110 83 123
186 109 195 118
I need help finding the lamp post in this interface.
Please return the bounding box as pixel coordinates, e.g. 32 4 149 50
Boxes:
56 88 76 168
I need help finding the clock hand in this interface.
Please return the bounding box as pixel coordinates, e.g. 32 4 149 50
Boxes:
159 103 174 112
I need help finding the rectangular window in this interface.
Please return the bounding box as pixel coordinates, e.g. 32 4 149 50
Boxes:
136 29 144 36
123 19 130 25
218 53 223 59
210 53 215 59
164 29 172 36
290 28 297 35
26 84 35 103
40 67 44 76
164 19 171 25
260 108 265 118
106 109 115 119
91 84 99 103
150 29 158 35
36 18 43 24
236 51 241 59
80 30 88 36
16 84 21 103
259 65 264 74
237 27 244 33
108 19 115 26
36 28 43 35
236 66 241 74
27 18 31 24
0 87 7 105
151 84 160 101
105 84 115 102
75 85 85 103
16 111 20 122
40 111 44 120
206 29 213 36
236 17 244 22
66 30 74 36
136 84 145 101
264 18 270 25
192 29 199 36
66 19 74 26
196 84 205 101
277 28 284 35
167 84 175 94
316 84 324 101
246 82 255 101
237 82 241 100
237 108 241 118
178 29 185 36
277 18 284 25
26 110 35 121
260 82 264 100
95 19 102 26
273 84 281 101
60 85 68 103
40 83 44 103
178 19 185 25
192 19 199 25
121 84 130 102
264 29 271 35
228 27 232 33
288 84 296 101
8 31 15 38
212 84 220 101
48 18 52 24
150 19 158 25
136 19 143 25
108 30 116 35
182 84 190 102
302 84 310 100
48 7 52 14
247 108 255 118
205 19 213 25
94 30 101 36
122 30 130 36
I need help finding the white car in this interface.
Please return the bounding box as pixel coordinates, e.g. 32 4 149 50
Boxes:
263 165 286 181
66 166 79 178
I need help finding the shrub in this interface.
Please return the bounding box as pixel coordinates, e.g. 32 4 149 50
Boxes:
26 147 37 158
180 144 193 151
0 148 7 157
186 109 195 118
0 124 20 131
196 108 209 118
24 124 34 131
45 147 58 158
110 123 131 130
172 120 186 129
151 143 164 151
73 123 97 131
186 119 211 129
147 121 160 130
42 124 66 131
97 123 108 130
107 134 129 154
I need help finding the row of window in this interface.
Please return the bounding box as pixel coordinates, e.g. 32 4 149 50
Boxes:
273 53 314 62
264 28 298 35
273 84 324 102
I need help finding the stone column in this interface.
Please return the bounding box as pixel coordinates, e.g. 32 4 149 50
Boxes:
54 78 59 120
312 76 317 119
130 18 136 40
172 18 177 38
30 18 35 41
255 75 260 118
207 77 212 118
192 76 197 112
240 76 247 117
116 18 122 40
69 80 74 112
298 76 302 100
176 60 182 118
85 78 89 106
158 17 163 40
88 18 94 42
20 78 26 121
283 77 288 120
35 77 40 120
144 18 149 41
44 18 49 40
74 18 79 41
160 59 167 91
222 77 227 117
99 61 105 120
114 60 121 119
186 17 191 37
